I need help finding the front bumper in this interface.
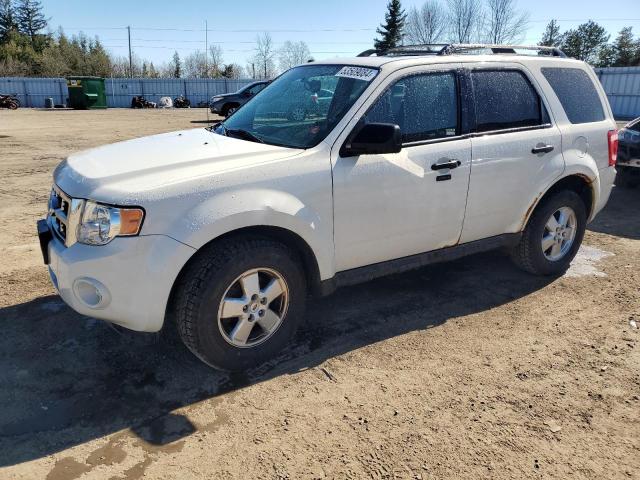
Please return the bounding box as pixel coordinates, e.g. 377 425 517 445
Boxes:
42 229 195 332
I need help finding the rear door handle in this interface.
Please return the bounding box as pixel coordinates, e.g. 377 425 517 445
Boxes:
531 144 555 154
431 159 461 171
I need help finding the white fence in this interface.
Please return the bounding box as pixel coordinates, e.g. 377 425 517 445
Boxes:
0 77 255 108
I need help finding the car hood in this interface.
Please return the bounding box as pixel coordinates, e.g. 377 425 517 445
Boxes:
54 128 303 204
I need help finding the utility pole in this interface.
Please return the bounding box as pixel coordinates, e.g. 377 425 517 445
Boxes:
127 26 133 78
251 63 255 79
204 20 208 78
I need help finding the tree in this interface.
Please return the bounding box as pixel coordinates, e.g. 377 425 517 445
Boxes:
278 40 311 70
561 20 609 64
184 50 208 78
484 0 528 44
15 0 46 41
253 32 276 79
171 50 181 78
148 61 158 78
208 44 224 77
446 0 483 43
539 19 562 47
0 0 17 42
222 63 245 79
374 0 406 51
610 27 640 67
405 0 447 45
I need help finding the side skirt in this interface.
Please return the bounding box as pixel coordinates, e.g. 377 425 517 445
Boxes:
318 233 522 296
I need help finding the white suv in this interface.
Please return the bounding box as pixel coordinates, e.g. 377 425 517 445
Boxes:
38 45 618 371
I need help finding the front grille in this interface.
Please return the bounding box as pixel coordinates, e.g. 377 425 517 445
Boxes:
48 185 81 247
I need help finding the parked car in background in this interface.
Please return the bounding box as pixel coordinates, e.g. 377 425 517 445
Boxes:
39 44 617 371
210 81 270 117
616 117 640 187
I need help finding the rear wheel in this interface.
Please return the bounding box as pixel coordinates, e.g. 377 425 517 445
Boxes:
223 104 239 117
511 191 586 276
175 237 307 371
8 101 18 110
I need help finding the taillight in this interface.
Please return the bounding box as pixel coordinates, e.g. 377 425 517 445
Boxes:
608 130 618 167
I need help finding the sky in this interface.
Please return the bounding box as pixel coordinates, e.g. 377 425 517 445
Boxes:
41 0 640 71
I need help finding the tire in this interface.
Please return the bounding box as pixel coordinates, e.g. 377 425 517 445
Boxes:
175 237 307 371
222 104 239 117
8 101 18 110
511 191 586 276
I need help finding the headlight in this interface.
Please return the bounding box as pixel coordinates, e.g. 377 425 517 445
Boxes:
77 200 144 246
211 96 223 103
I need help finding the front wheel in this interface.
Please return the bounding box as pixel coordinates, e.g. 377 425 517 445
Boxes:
175 238 307 371
511 191 586 276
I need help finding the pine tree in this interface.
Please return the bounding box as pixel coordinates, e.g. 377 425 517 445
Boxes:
561 20 609 64
539 20 563 47
374 0 406 52
611 27 640 67
0 0 17 41
15 0 47 41
172 51 181 78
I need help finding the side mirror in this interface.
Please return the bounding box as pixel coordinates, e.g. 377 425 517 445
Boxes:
340 122 402 157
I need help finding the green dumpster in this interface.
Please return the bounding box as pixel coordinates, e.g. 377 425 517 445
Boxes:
66 76 107 110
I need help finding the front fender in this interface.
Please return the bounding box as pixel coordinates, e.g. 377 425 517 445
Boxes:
170 188 334 280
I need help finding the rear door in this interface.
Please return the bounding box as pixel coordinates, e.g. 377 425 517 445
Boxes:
460 65 565 243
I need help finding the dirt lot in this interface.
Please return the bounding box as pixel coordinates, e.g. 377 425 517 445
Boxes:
0 109 638 480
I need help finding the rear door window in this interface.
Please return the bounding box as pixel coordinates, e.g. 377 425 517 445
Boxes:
541 67 605 124
471 70 548 133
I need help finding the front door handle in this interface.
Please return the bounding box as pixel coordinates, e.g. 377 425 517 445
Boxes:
431 159 461 171
531 144 555 154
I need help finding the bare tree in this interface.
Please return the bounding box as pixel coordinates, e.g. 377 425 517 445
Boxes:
278 40 311 70
405 0 447 45
208 44 224 77
483 0 528 44
184 50 208 78
253 32 277 79
446 0 483 43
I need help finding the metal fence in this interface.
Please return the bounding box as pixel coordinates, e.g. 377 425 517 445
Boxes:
0 77 254 108
595 67 640 120
1 69 640 118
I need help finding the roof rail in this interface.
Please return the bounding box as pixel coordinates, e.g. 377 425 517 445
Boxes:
357 43 567 58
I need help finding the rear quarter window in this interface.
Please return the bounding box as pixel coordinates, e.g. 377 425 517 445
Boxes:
541 67 605 124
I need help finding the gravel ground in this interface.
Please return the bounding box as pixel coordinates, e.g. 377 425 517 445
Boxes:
0 109 638 480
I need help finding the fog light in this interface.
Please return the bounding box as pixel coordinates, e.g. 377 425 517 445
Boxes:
73 278 111 309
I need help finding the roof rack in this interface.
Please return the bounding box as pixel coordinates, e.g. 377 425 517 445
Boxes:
357 43 567 58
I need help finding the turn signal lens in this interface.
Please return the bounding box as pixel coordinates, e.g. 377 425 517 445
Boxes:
119 208 144 235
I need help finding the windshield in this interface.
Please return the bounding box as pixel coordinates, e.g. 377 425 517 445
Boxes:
214 64 379 149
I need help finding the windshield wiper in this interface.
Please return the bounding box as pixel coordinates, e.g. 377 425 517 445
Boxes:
225 128 264 144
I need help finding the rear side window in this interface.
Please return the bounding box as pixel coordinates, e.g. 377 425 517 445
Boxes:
541 68 605 124
471 70 547 133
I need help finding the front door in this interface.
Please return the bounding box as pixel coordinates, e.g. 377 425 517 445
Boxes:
331 66 472 272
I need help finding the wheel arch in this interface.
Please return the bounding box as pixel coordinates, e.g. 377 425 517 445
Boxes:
521 174 595 230
164 225 324 332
